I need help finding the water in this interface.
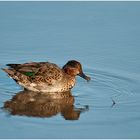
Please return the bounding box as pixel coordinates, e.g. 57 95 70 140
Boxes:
0 1 140 138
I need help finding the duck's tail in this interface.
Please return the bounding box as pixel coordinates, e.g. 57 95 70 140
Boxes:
2 68 15 76
2 68 20 82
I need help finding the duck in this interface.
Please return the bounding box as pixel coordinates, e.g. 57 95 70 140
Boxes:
2 60 90 93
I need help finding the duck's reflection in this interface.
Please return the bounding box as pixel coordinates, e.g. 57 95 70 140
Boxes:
3 90 88 120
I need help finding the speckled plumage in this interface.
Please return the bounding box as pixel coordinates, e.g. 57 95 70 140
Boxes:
2 60 90 92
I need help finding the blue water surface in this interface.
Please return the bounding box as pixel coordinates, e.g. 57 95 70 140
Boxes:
0 1 140 138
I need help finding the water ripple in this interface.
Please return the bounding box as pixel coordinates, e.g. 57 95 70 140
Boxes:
77 68 140 108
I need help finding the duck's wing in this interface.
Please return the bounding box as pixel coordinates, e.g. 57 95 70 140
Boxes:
6 62 40 72
3 62 63 85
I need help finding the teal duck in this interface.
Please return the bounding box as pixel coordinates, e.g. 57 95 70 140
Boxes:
2 60 90 92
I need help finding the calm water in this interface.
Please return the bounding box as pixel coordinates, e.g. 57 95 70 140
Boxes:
0 1 140 139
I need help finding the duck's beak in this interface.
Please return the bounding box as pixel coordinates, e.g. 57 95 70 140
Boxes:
78 72 91 82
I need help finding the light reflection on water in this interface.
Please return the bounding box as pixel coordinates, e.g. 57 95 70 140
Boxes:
3 90 88 120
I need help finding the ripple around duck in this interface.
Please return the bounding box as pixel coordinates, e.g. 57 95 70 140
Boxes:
76 68 140 108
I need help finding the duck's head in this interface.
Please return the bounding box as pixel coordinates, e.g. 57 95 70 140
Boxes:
63 60 91 81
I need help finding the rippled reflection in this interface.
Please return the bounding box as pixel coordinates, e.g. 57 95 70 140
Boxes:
3 90 88 120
